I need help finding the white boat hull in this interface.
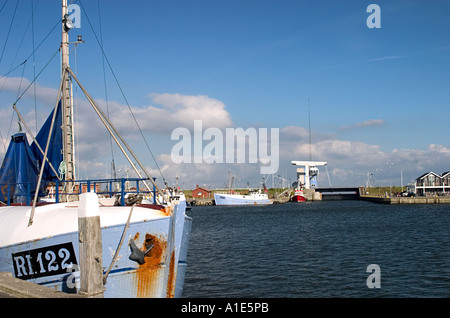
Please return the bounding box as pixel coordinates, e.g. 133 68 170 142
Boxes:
0 201 191 298
214 193 272 205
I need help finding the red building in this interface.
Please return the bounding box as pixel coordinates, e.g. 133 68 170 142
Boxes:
192 185 211 198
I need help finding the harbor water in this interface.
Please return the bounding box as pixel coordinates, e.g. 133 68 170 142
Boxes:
183 201 450 297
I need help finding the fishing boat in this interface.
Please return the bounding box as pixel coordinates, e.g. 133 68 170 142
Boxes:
0 1 191 298
291 186 306 202
214 189 272 205
213 172 272 205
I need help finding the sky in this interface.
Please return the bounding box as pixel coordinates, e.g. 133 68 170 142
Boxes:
0 0 449 190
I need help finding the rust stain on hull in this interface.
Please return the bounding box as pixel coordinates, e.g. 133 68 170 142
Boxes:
135 233 166 298
166 250 176 298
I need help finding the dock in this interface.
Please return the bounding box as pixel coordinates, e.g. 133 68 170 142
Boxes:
187 197 214 206
0 272 82 298
360 195 450 204
187 196 291 205
187 187 450 205
273 197 291 204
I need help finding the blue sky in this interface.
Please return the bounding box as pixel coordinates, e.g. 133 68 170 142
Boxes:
0 0 449 189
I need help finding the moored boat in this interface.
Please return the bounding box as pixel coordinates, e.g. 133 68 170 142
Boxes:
0 0 191 298
291 187 306 202
214 189 272 205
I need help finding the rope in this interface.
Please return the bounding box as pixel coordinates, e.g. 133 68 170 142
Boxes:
103 204 135 285
59 161 66 180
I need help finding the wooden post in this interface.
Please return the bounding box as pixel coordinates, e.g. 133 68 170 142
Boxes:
78 191 104 297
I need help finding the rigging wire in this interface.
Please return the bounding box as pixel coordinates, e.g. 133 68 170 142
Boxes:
0 3 34 101
0 0 19 66
0 60 28 79
97 0 117 180
0 8 59 145
13 48 60 106
15 61 27 116
308 98 312 161
0 0 9 15
1 19 60 80
1 3 31 78
0 131 4 156
2 47 59 156
4 111 14 156
73 36 78 181
78 0 167 186
0 0 41 154
31 0 38 134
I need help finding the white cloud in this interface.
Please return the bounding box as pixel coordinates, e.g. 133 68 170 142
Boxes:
280 126 309 140
68 92 234 167
1 78 235 183
0 76 58 105
1 77 448 189
390 144 450 173
101 93 233 134
340 119 385 130
307 55 405 73
276 126 449 187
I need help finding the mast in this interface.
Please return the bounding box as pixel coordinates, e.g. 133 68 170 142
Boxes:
61 0 75 191
308 98 312 161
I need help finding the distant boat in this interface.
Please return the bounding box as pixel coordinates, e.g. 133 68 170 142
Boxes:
214 172 272 205
291 187 306 202
214 189 272 205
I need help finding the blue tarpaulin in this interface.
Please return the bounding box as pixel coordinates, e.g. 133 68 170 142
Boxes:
30 101 63 182
0 133 40 203
0 102 62 203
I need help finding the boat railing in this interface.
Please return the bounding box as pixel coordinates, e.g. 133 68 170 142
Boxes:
0 177 158 206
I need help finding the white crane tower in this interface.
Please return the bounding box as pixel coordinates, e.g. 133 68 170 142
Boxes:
291 161 327 190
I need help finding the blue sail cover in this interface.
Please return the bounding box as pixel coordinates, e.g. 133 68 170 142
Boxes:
0 102 63 203
0 133 40 203
30 101 63 182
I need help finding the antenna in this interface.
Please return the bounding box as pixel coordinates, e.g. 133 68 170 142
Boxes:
308 98 312 161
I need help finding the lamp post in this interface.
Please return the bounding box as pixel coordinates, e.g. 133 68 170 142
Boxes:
386 162 394 197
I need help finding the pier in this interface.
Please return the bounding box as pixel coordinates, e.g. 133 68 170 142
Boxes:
187 197 214 206
0 272 82 298
360 195 450 204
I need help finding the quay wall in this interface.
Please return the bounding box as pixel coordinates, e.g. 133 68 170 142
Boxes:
187 197 214 206
361 195 450 204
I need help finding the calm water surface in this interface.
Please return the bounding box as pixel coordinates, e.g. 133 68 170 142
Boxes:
182 201 450 297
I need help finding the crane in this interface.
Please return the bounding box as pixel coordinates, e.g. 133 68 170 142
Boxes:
291 161 327 190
